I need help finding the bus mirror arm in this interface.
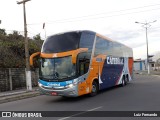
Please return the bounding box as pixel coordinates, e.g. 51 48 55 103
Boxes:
72 54 77 64
30 52 41 67
72 48 88 64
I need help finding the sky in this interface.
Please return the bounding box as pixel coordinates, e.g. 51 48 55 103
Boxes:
0 0 160 60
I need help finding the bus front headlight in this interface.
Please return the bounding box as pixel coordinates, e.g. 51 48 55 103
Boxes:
65 83 74 88
73 78 78 85
66 78 78 88
38 82 43 87
68 84 74 88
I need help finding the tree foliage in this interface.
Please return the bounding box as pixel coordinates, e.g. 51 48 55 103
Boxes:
0 29 43 68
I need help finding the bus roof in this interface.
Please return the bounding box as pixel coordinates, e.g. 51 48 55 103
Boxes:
48 30 96 37
45 30 132 51
96 32 132 49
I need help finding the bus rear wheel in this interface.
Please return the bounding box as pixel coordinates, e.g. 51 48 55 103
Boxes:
121 76 126 87
89 80 98 97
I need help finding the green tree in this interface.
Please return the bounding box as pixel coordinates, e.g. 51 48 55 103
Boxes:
33 33 41 41
0 28 7 41
7 30 24 41
0 28 6 36
0 30 43 68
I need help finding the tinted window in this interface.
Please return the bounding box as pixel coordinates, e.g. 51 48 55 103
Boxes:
94 37 113 56
77 52 90 76
112 42 123 57
121 45 133 57
42 32 81 53
79 31 95 53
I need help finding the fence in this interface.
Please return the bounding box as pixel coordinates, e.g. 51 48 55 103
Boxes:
0 68 39 92
0 30 43 92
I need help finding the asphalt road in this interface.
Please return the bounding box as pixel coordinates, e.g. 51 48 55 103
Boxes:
0 74 160 120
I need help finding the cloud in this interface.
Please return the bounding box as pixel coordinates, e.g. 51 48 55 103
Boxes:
104 28 146 48
107 29 141 41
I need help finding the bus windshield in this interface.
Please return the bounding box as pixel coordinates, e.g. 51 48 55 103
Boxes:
39 56 76 81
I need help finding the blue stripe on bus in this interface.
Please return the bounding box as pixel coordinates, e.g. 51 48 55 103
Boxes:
100 60 124 90
39 79 73 87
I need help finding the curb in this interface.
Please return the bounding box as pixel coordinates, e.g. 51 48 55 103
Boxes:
135 72 160 76
0 91 40 104
0 91 29 97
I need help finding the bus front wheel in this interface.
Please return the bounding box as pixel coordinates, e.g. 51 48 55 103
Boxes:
89 80 98 97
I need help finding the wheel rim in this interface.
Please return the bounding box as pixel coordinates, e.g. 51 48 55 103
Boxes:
92 84 97 93
122 79 125 85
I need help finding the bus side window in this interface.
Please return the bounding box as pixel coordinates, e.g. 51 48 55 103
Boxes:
78 52 90 76
79 59 89 76
80 61 85 75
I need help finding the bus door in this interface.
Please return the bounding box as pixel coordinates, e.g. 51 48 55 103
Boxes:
77 56 90 95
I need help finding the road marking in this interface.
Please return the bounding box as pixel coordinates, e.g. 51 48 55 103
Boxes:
58 106 102 120
86 106 102 111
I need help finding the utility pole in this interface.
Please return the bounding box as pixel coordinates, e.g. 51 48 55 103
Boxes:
17 0 32 91
135 20 157 74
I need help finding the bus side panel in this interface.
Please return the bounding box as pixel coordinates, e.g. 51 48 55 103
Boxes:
99 58 124 90
128 57 133 76
78 81 88 96
87 57 101 94
77 56 101 96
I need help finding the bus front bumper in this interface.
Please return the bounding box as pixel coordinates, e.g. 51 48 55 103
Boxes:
38 83 79 97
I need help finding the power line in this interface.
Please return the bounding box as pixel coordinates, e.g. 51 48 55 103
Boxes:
27 26 46 39
46 8 160 24
28 3 160 25
47 3 160 23
27 26 40 34
27 31 45 40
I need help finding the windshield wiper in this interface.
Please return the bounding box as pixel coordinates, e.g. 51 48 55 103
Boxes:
39 75 54 79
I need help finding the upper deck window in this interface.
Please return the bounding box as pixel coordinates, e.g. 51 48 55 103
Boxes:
42 32 81 53
79 31 95 53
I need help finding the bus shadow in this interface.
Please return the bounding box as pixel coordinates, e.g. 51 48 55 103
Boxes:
49 94 90 103
48 83 132 103
98 82 133 95
98 85 120 95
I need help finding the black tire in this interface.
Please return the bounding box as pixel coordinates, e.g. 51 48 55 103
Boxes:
89 80 98 97
121 77 126 87
125 75 129 85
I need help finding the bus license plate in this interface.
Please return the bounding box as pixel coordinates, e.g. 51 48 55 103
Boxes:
51 92 57 96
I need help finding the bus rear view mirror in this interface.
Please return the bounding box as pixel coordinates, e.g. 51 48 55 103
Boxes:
30 52 40 67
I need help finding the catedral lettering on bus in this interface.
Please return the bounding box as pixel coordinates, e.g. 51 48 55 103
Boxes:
30 30 133 97
107 57 124 65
